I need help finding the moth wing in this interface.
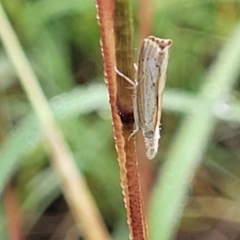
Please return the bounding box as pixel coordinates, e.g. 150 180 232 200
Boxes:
137 38 159 132
154 38 172 132
142 37 172 159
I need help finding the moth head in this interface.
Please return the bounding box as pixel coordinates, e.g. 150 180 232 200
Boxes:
147 36 172 51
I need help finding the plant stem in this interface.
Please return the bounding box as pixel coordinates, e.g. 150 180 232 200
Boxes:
0 4 110 240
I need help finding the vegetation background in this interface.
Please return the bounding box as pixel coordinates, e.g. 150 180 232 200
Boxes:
0 0 240 239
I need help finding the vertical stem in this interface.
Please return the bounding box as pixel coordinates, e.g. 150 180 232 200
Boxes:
114 0 148 239
0 4 110 240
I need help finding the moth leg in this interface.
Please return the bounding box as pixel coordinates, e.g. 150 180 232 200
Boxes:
128 99 140 140
115 66 140 140
115 67 136 86
133 63 138 72
128 127 140 140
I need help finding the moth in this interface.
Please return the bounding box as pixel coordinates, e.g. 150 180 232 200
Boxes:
116 36 172 160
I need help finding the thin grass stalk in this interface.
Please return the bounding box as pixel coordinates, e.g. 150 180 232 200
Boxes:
114 0 148 239
150 22 240 240
3 184 23 240
0 4 110 240
97 0 148 239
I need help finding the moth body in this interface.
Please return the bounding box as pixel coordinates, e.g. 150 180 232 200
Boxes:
134 36 172 160
115 36 172 160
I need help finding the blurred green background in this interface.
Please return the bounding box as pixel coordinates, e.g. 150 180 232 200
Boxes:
0 0 240 239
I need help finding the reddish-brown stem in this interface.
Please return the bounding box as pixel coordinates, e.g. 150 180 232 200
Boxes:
3 183 24 240
97 0 148 239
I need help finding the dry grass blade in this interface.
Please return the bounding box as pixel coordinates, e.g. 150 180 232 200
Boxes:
0 4 110 240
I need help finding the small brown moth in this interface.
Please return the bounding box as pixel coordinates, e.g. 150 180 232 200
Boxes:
116 36 172 159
